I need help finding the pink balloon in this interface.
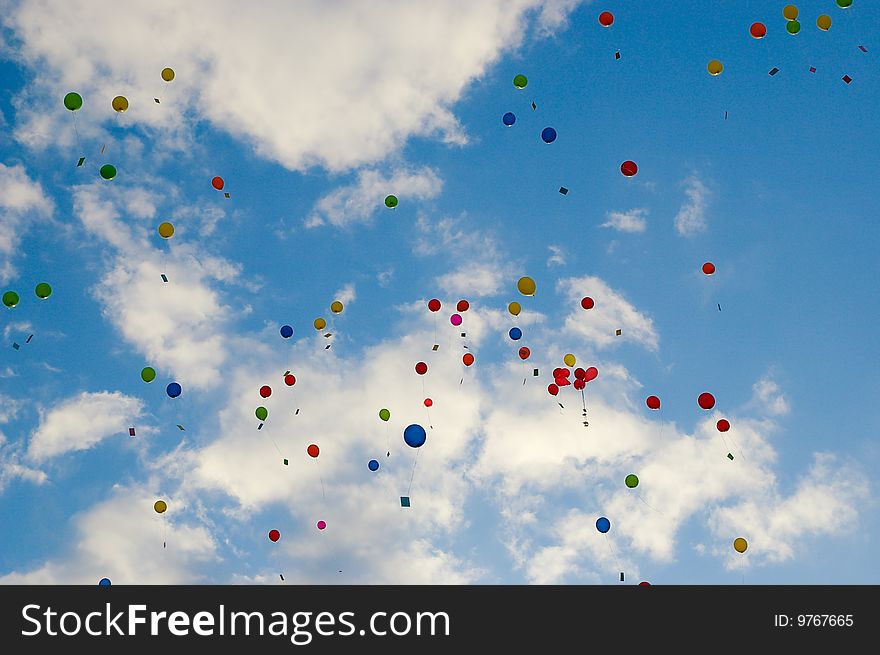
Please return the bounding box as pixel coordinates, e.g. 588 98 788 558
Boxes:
450 313 462 326
317 520 327 530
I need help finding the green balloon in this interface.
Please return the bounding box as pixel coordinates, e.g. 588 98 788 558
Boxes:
513 74 528 89
786 19 801 34
2 291 19 308
141 367 156 383
99 164 117 180
63 92 83 111
836 0 852 7
384 195 398 208
625 474 639 489
35 282 52 299
379 408 390 422
256 406 268 421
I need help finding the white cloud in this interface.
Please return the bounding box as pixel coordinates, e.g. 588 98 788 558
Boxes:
674 175 709 236
436 264 506 297
601 208 648 233
750 377 790 416
547 245 566 267
0 162 54 283
306 167 442 228
28 391 145 460
333 283 356 307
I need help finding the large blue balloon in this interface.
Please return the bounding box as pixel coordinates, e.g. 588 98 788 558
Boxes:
166 382 182 398
403 424 427 448
368 459 380 471
509 327 522 341
541 127 557 143
502 112 516 126
596 516 611 533
99 578 111 586
280 324 293 338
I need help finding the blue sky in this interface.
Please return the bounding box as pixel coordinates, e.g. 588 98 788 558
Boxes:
0 0 877 584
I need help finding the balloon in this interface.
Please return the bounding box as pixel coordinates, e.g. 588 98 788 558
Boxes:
415 361 428 375
100 164 117 180
35 282 52 299
166 382 181 398
599 11 614 27
517 276 536 296
541 127 557 144
450 314 462 326
783 4 798 20
463 353 475 366
99 578 111 586
158 222 174 238
817 15 831 30
620 160 638 177
457 300 469 312
384 194 398 208
563 353 576 367
314 317 326 330
424 398 433 407
707 60 723 76
330 300 343 314
596 517 611 533
733 537 748 553
307 444 320 458
702 261 715 275
161 67 175 82
518 347 531 360
646 395 661 410
786 20 801 35
317 520 327 530
403 424 427 448
698 392 716 410
584 367 598 382
255 406 268 420
280 324 293 338
141 367 156 383
581 296 594 310
508 327 522 341
379 408 391 422
513 74 528 89
260 385 272 398
154 500 167 514
547 384 559 396
63 92 83 112
269 529 280 542
837 0 852 7
211 176 224 190
717 419 731 432
508 301 522 316
2 291 19 308
368 459 379 471
284 374 296 386
749 22 767 38
639 581 651 586
625 474 639 488
111 95 129 113
428 298 441 312
502 112 516 127
574 367 586 380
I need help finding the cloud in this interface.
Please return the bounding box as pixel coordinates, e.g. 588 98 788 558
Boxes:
600 208 648 233
557 275 659 351
750 377 790 416
674 175 709 236
547 245 566 267
0 162 54 283
333 283 356 306
306 167 442 228
27 391 145 460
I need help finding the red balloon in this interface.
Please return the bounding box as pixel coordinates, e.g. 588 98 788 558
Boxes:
424 398 433 407
581 296 595 310
698 392 716 410
599 11 614 27
427 298 441 312
307 444 320 458
415 361 428 375
574 367 586 380
646 395 661 410
620 160 638 177
584 367 598 382
211 176 224 190
462 353 475 366
548 384 559 396
639 581 651 586
260 385 272 398
717 419 731 432
268 529 280 542
749 22 766 39
702 262 716 275
573 379 586 390
456 299 469 312
552 368 563 378
518 347 531 360
284 374 296 386
556 377 571 387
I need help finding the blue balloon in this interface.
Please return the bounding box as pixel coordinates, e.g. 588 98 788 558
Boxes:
541 127 557 143
368 459 379 471
166 382 182 398
280 324 293 338
508 327 522 341
403 424 427 448
502 112 516 126
99 578 111 586
596 516 611 533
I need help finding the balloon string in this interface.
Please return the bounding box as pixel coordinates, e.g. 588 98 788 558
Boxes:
72 113 83 160
638 494 663 515
316 459 325 501
406 447 421 497
604 533 621 576
385 423 390 457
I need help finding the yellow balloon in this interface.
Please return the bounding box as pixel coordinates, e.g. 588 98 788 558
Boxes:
157 222 174 239
313 317 326 330
707 59 723 76
816 15 831 31
517 276 536 297
508 301 521 317
733 537 748 553
782 4 798 20
330 300 343 314
112 95 129 113
161 67 175 82
563 353 576 367
154 500 167 514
